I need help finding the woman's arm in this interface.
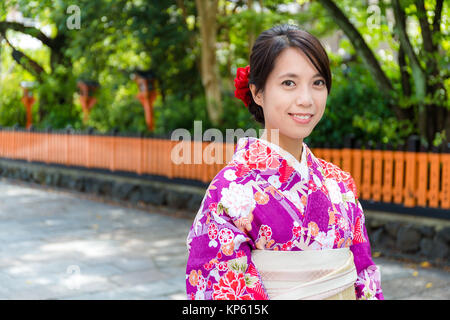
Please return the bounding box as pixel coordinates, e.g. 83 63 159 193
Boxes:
350 194 384 300
186 178 269 300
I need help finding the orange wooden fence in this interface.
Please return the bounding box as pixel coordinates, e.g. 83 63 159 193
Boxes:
0 129 449 210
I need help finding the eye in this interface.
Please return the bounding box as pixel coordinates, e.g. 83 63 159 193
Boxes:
314 79 326 87
282 80 295 87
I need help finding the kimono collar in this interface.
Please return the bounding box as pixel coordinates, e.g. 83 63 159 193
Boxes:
232 136 315 182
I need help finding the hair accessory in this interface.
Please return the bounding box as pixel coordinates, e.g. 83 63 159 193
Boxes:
234 65 251 107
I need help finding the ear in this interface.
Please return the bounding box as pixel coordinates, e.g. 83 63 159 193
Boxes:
249 83 263 107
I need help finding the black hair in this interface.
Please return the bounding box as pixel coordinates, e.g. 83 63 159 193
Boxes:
246 24 332 126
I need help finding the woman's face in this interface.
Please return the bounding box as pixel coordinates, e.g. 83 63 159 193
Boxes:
250 47 328 141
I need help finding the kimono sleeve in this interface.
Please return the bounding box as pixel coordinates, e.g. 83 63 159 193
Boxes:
349 177 384 300
185 177 269 300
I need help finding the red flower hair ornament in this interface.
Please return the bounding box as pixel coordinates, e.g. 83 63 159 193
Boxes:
234 65 251 107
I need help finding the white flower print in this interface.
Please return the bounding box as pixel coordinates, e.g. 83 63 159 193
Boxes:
208 223 218 240
218 228 234 245
310 228 335 250
209 269 221 282
324 178 343 204
195 290 205 300
337 216 349 231
322 229 336 249
208 239 218 248
220 181 256 219
258 225 273 240
208 223 219 248
233 234 249 250
197 274 207 291
223 169 237 181
268 175 281 189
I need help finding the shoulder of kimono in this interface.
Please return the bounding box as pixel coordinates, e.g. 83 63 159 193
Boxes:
204 162 251 199
316 156 353 178
314 156 356 190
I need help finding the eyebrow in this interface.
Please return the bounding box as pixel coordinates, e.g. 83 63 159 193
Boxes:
278 72 323 79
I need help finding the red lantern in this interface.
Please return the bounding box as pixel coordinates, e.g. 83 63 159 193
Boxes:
77 80 99 123
20 81 36 129
132 70 157 131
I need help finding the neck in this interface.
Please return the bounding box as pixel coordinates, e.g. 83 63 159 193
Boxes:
260 129 303 163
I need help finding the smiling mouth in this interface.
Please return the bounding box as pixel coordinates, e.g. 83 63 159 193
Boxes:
288 113 314 120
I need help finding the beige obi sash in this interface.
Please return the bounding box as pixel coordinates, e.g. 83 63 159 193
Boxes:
251 247 357 300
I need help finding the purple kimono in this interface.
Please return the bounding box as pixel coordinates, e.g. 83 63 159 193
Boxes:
185 136 383 300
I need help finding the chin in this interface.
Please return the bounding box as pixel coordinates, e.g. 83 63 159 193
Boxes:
280 129 312 141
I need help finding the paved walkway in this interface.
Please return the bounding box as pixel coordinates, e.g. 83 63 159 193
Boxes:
0 178 449 300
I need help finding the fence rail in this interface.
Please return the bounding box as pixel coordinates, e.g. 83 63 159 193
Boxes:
0 128 449 210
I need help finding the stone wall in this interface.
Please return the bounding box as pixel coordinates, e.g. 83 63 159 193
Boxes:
1 158 449 267
364 212 450 266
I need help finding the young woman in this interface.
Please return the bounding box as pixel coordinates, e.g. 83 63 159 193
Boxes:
185 24 383 300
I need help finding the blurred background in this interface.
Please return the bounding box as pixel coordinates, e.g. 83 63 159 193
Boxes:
0 0 447 147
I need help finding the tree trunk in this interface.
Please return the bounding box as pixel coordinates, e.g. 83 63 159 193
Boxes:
392 0 429 142
195 0 223 126
317 0 394 97
396 43 415 121
415 0 449 145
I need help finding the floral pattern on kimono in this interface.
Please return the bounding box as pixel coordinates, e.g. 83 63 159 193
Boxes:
186 136 383 300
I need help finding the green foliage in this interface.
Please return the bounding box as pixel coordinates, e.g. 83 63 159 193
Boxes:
0 74 25 127
0 0 447 148
34 66 80 129
306 61 414 147
0 44 23 126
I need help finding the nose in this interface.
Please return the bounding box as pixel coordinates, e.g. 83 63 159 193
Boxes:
295 86 313 107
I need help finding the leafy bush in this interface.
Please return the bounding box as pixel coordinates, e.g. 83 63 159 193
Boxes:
305 63 414 148
0 72 26 127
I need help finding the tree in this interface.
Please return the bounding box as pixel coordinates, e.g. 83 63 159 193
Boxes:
317 0 449 146
195 0 223 126
0 0 201 130
0 8 75 125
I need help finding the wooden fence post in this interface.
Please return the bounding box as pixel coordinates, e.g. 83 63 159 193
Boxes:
428 144 440 208
342 135 354 174
393 143 405 204
352 140 363 197
416 143 428 207
361 141 373 200
382 143 394 203
440 143 450 209
404 135 419 207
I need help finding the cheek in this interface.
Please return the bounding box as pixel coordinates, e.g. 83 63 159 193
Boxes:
314 91 328 114
262 88 289 119
273 88 293 111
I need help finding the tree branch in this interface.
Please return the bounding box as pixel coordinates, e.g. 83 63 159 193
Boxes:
317 0 394 96
1 33 45 80
0 21 54 48
175 0 188 24
398 42 412 97
392 0 424 74
415 0 434 52
432 0 443 32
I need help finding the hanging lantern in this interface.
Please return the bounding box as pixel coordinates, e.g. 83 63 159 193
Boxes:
20 81 37 129
131 70 157 131
77 80 99 123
